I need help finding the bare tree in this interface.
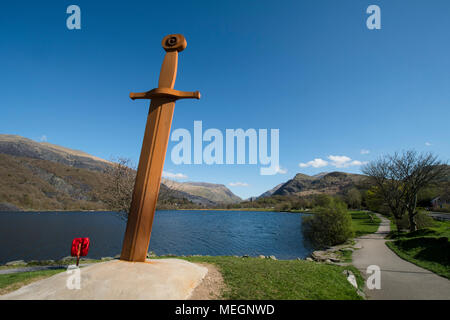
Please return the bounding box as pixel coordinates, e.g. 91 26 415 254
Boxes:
363 150 446 232
392 151 446 231
362 156 408 232
103 158 136 218
102 158 186 217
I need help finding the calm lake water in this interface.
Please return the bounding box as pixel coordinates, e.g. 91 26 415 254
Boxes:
0 210 312 264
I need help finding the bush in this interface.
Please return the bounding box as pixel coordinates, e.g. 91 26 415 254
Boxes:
395 214 410 231
313 194 333 208
302 200 354 248
411 211 436 229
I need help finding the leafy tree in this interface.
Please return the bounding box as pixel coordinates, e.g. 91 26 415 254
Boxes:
365 187 390 215
313 194 333 208
346 188 362 209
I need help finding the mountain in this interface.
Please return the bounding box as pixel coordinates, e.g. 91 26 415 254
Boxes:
162 179 241 204
0 134 241 210
259 171 366 198
0 135 110 172
0 152 110 211
257 183 284 198
158 183 216 206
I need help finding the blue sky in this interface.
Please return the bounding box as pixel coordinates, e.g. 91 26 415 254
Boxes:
1 1 449 199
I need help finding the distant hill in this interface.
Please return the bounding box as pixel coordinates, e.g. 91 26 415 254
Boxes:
162 179 241 204
259 171 366 198
0 134 241 211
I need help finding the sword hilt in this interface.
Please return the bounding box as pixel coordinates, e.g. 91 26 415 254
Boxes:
130 88 200 101
130 34 200 103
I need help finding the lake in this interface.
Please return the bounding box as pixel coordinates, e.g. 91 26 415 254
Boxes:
0 210 313 264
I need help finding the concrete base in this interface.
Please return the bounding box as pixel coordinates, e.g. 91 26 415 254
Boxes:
1 259 208 300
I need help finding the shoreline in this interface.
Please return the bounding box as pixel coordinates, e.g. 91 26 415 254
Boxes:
0 208 310 214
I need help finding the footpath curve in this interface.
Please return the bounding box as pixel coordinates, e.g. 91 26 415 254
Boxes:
352 213 450 300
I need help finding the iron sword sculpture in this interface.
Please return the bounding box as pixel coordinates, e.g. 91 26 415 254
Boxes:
120 34 200 262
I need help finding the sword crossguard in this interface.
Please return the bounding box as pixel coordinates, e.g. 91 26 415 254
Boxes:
130 88 200 101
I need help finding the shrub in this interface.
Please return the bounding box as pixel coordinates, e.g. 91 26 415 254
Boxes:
302 200 354 248
313 194 333 208
396 214 410 231
412 211 436 229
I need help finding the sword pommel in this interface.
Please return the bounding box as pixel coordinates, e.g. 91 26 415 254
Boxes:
162 34 187 52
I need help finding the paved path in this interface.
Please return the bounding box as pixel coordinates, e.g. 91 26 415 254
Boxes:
1 259 207 300
352 213 450 300
429 212 450 221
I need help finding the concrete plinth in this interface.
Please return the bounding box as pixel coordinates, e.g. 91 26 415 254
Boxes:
1 259 208 300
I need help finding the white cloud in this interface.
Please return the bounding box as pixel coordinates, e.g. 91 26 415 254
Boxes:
275 165 288 174
299 158 329 168
360 149 370 155
328 155 352 168
40 135 47 142
229 182 249 187
299 155 367 169
328 155 367 168
162 171 188 179
349 160 366 166
425 142 432 146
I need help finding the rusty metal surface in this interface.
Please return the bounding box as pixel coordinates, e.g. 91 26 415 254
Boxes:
120 34 200 262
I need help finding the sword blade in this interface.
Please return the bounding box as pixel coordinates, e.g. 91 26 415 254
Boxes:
120 98 175 262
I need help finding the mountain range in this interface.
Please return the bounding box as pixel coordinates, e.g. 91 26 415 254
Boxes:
0 134 241 211
1 134 405 212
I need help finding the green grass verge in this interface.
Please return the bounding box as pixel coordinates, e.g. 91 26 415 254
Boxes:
338 249 354 263
386 220 450 279
0 258 105 270
0 269 65 295
350 211 381 237
180 256 364 300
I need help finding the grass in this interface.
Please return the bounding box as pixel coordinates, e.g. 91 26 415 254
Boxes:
338 248 354 263
0 269 65 295
386 220 450 279
0 258 104 270
350 211 381 237
181 256 364 300
389 218 397 233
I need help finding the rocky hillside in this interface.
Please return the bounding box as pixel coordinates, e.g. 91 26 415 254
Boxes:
0 134 241 211
0 135 111 172
258 183 284 198
260 171 366 198
0 152 110 211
